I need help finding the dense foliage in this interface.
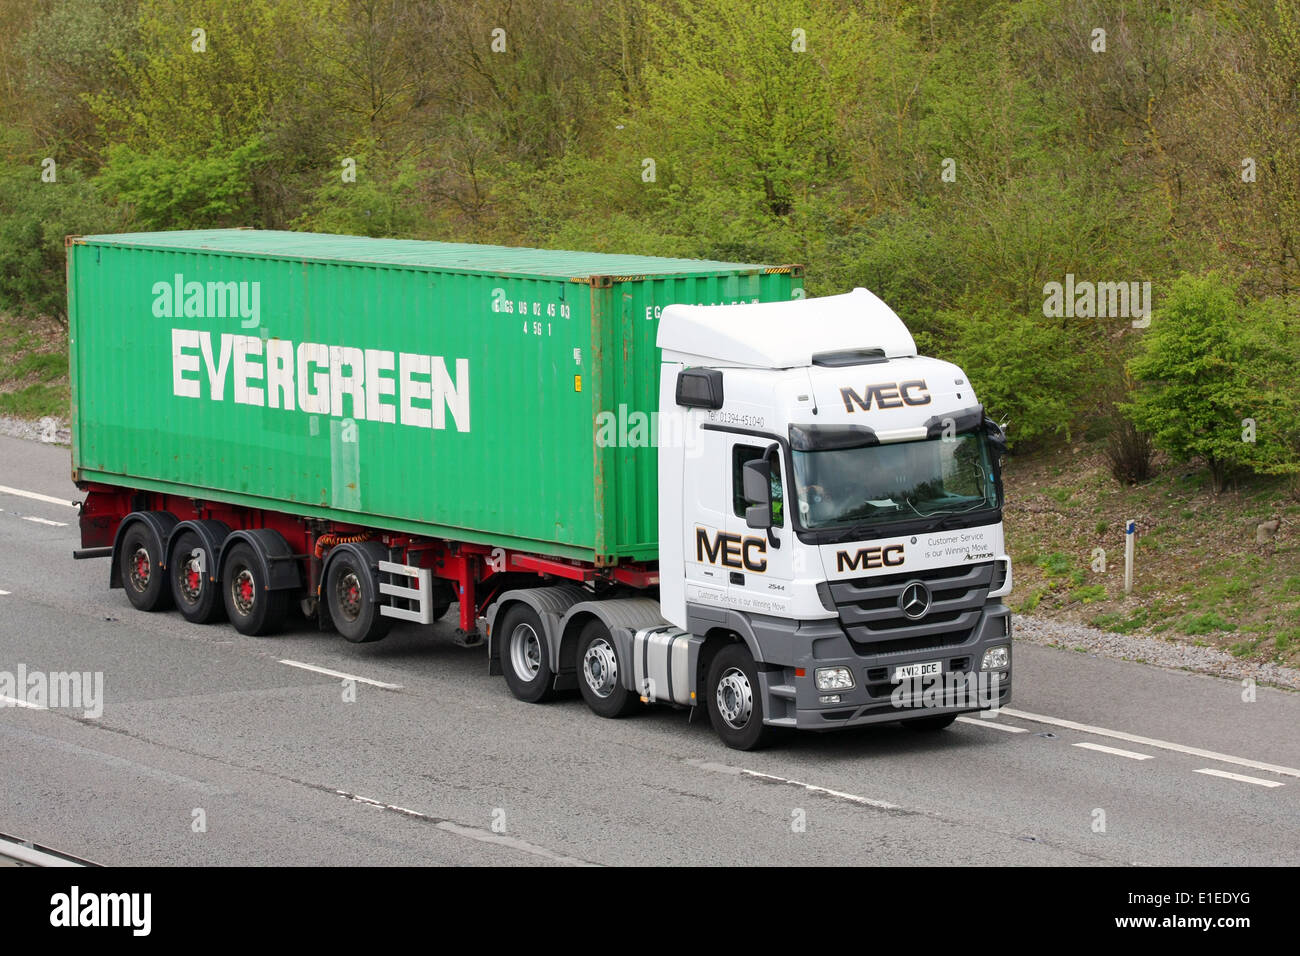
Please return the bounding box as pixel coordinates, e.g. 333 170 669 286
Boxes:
1 0 1297 479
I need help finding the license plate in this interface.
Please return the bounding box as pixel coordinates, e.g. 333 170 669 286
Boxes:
893 660 941 681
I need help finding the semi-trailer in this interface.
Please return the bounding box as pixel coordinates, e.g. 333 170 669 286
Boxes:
68 229 1012 749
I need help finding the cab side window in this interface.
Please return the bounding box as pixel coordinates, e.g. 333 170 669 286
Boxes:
731 443 784 527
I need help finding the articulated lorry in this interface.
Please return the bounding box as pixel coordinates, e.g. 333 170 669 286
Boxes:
67 229 1012 749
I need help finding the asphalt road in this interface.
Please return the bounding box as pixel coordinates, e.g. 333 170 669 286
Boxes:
1 434 1296 866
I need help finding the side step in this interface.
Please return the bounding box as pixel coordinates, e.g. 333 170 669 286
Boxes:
377 560 435 624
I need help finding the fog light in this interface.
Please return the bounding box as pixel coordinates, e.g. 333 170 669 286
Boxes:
981 645 1010 671
819 694 841 704
815 666 855 691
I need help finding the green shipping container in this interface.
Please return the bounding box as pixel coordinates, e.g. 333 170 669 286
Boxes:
68 230 802 564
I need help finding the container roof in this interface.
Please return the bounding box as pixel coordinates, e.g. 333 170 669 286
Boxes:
77 228 788 279
657 287 917 368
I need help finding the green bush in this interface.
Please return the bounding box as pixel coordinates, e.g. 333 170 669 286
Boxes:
1124 273 1300 491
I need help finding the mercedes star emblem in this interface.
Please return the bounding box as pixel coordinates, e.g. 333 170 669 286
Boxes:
899 581 931 620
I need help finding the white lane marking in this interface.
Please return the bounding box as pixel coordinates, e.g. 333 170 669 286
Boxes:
691 760 905 811
0 485 76 508
337 791 598 865
1194 768 1284 788
0 695 44 710
0 590 10 596
278 659 402 690
1000 707 1300 780
957 715 1028 733
1073 741 1154 761
20 515 67 527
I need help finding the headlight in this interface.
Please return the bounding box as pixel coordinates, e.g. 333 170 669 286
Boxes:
981 645 1010 671
815 666 855 691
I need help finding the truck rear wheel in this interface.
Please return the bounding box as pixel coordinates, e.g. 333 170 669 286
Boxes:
222 543 290 636
499 604 556 703
325 550 391 644
706 643 775 751
576 619 637 718
120 522 173 613
169 531 224 624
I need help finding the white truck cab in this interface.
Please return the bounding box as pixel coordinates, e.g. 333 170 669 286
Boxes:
654 288 1013 747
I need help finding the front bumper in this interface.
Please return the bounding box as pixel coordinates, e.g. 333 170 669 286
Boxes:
758 605 1013 731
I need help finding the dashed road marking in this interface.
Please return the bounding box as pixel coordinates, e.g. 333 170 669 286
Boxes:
336 790 598 865
0 694 44 710
1194 768 1284 788
691 760 909 812
278 659 402 690
20 516 67 527
0 590 10 596
999 707 1300 780
957 715 1028 732
0 485 76 508
1073 741 1154 761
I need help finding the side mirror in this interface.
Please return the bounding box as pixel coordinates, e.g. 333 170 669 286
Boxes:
983 417 1007 457
742 459 772 529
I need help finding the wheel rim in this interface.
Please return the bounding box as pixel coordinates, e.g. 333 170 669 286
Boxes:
128 546 151 593
582 637 619 699
336 569 363 622
231 567 256 616
509 623 542 682
177 549 204 604
716 666 754 730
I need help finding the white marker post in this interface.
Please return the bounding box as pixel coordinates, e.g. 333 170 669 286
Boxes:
1124 520 1136 595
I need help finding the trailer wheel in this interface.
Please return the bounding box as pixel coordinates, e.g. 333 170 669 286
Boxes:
222 543 289 636
576 619 637 718
706 643 775 751
499 604 556 703
325 550 391 644
901 713 958 731
169 531 224 624
120 522 173 612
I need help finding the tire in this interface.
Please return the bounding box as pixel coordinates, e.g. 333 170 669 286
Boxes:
120 522 172 612
325 549 391 644
499 604 556 703
221 543 290 636
901 713 958 732
575 619 637 718
169 531 225 624
706 643 775 751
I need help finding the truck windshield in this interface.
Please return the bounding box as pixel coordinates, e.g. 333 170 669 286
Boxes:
791 432 999 530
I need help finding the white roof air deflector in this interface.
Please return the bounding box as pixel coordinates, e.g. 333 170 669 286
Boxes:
656 287 916 369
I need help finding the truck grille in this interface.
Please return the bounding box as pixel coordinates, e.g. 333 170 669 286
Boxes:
827 562 995 657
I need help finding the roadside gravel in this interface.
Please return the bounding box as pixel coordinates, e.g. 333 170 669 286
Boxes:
0 415 69 445
1016 614 1300 691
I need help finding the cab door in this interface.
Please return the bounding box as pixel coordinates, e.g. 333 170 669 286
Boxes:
681 425 730 611
722 437 794 616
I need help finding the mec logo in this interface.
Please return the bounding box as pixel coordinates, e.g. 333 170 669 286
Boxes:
835 545 905 573
840 380 929 413
696 528 767 573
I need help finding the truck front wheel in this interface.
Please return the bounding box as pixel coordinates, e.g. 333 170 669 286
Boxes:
706 643 775 751
499 604 556 703
222 543 290 636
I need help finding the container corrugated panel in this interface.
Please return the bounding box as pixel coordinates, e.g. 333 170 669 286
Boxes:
67 230 802 563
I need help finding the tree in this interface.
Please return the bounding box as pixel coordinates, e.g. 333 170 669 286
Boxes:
1123 272 1300 491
